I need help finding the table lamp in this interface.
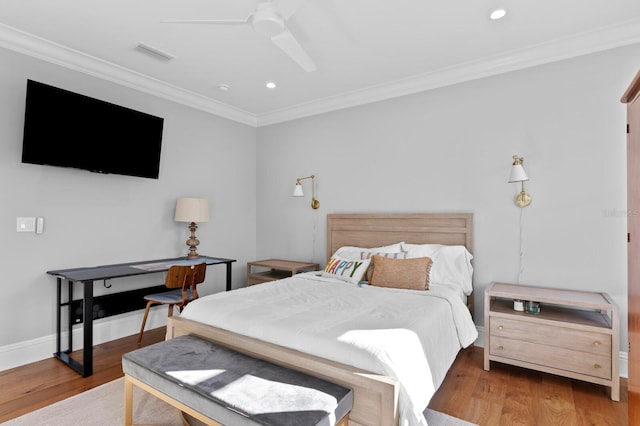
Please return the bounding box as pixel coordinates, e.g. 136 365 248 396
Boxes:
175 197 209 258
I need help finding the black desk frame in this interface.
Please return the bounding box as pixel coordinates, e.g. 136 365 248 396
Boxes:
48 255 236 377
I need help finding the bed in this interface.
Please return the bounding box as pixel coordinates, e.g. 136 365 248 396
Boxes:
167 213 477 426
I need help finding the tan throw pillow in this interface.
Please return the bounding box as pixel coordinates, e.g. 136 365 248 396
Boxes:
361 251 408 281
369 255 432 291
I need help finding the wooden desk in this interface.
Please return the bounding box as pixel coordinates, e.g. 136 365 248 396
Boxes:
47 255 236 377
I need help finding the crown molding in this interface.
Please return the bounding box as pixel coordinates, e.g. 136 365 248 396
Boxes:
0 23 258 127
256 18 640 126
2 19 640 129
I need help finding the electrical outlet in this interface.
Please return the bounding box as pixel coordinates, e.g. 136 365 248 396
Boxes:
17 217 36 232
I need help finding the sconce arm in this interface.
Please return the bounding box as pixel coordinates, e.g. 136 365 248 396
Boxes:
295 175 319 209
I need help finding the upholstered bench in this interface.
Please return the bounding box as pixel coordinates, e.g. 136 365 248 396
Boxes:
122 335 353 426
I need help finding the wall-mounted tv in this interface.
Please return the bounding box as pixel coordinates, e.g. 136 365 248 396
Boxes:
21 80 164 179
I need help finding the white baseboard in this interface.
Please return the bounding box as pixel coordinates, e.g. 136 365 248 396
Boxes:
620 351 629 378
474 326 628 378
0 307 168 372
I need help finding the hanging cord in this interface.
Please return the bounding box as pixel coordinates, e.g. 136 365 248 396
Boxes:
312 212 318 262
518 206 525 283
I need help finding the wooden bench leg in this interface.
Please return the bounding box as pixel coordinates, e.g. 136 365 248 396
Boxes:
124 374 223 426
124 375 133 426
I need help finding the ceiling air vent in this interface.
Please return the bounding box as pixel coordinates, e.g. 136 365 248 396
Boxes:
135 42 175 61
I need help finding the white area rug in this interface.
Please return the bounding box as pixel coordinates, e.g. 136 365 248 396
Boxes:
3 377 476 425
3 378 183 426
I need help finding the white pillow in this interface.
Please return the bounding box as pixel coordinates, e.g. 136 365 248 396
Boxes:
402 243 442 257
360 251 408 260
402 243 473 295
334 242 405 260
322 256 371 284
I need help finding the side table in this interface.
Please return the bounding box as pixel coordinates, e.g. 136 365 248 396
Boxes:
246 259 320 286
484 281 619 401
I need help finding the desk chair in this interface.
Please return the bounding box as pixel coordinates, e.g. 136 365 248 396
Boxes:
137 263 206 344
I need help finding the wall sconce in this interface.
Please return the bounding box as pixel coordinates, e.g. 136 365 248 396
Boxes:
508 155 531 208
175 197 210 258
292 175 320 209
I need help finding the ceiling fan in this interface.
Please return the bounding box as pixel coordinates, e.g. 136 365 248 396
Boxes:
163 0 317 72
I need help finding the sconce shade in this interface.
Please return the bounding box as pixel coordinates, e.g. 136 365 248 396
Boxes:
175 198 210 223
509 156 529 183
292 183 304 197
509 164 529 183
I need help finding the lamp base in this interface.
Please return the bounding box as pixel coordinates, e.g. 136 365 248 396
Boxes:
185 222 201 259
311 198 320 209
515 192 532 208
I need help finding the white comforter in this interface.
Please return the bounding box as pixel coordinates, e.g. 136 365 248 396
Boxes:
180 273 478 426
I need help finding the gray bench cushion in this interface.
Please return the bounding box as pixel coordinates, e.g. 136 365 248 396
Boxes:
122 335 353 426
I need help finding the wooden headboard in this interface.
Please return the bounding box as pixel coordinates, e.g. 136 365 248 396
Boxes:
327 213 474 317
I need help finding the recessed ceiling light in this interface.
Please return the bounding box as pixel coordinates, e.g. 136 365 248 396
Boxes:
490 9 507 20
217 83 230 92
266 81 277 89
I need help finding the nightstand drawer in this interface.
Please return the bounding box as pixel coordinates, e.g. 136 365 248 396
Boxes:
490 336 611 380
490 317 611 356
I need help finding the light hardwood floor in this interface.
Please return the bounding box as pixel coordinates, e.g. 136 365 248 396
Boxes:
429 347 628 425
0 328 628 425
0 327 166 423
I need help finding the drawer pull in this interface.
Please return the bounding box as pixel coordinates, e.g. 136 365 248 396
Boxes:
498 325 504 330
593 363 602 369
498 345 504 350
593 341 601 346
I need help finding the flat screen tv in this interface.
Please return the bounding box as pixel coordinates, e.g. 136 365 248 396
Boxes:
21 80 164 179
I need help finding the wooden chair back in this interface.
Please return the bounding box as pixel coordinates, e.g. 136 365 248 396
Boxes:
137 263 207 345
165 264 206 301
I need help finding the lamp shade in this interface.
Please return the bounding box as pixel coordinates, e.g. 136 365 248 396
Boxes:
292 183 304 197
508 164 529 183
175 198 209 223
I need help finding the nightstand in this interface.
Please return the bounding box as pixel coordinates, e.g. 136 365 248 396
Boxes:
484 282 620 401
246 259 320 286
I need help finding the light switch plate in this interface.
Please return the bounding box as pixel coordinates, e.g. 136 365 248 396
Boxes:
36 217 44 234
17 217 36 232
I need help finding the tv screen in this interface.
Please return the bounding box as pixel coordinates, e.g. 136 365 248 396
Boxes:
21 80 164 179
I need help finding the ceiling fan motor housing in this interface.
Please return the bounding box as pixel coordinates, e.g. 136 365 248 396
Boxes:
252 1 285 37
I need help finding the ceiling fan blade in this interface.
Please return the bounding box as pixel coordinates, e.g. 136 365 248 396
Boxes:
271 28 316 72
162 15 252 25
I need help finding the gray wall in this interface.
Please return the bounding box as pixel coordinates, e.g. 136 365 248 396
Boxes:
256 43 640 355
0 47 256 368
